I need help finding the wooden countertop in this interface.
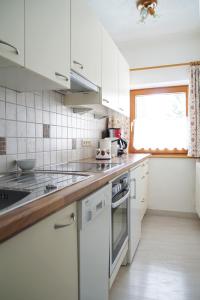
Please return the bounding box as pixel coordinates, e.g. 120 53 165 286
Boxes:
0 154 150 243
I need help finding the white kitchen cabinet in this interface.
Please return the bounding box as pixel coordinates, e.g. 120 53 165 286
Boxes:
117 51 130 117
140 159 149 220
128 164 142 262
71 0 101 87
0 0 24 67
0 203 78 300
101 27 118 109
25 0 70 89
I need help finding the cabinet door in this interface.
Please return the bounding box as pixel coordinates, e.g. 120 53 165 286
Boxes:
25 0 70 89
71 0 101 86
129 165 142 261
0 0 24 67
0 203 78 300
101 27 118 109
118 51 130 116
140 160 149 219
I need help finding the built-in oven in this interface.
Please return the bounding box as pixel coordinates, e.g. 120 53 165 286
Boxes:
110 172 130 275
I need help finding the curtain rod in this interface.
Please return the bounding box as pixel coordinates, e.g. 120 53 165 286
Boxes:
130 61 200 72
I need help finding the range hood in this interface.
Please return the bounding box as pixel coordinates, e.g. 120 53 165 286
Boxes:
58 70 99 94
70 70 99 93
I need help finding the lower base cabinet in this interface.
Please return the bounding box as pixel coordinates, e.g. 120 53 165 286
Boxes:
140 159 149 220
0 203 78 300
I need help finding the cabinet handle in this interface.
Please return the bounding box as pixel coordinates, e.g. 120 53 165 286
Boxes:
141 175 145 180
54 213 76 229
146 171 149 175
55 72 69 82
141 198 145 203
103 99 110 104
73 60 83 69
0 39 19 55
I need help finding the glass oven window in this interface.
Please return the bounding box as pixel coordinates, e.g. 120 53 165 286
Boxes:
112 198 128 263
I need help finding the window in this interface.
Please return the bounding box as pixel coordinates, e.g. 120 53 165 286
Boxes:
130 86 189 155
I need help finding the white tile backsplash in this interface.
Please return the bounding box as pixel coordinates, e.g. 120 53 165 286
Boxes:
0 87 5 101
27 123 36 137
27 107 35 123
17 93 26 106
17 105 27 122
0 119 5 136
18 138 27 154
0 101 5 119
17 122 27 137
0 88 106 172
27 138 36 153
26 93 35 108
6 120 17 137
6 89 17 104
35 109 43 123
6 103 16 120
7 138 17 155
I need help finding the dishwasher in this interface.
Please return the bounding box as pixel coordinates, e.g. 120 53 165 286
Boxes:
78 184 111 300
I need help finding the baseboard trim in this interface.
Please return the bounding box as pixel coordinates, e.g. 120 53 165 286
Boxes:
147 209 199 219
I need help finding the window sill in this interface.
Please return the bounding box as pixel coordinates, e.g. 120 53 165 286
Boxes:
151 154 192 158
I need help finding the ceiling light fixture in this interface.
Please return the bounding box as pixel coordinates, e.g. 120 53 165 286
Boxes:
136 0 158 22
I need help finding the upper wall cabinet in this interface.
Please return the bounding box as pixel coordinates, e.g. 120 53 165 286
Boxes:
101 27 118 110
25 0 70 89
71 0 101 87
118 51 130 117
0 0 24 67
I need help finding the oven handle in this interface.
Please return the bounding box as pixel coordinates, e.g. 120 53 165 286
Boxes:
112 190 130 208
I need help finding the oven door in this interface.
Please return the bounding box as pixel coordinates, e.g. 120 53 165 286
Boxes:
110 189 129 273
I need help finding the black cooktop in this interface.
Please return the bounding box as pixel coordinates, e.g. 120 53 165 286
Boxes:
41 162 122 173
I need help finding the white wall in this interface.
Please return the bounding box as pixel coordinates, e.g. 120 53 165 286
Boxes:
148 158 196 213
128 32 200 89
130 66 189 89
124 32 200 69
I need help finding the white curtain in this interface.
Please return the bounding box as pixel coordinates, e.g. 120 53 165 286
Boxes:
188 64 200 157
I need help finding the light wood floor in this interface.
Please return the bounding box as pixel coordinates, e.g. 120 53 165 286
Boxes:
110 214 200 300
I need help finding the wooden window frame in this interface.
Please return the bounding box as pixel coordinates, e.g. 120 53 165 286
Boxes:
129 85 189 155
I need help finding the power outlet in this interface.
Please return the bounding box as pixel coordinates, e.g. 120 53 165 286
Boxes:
82 140 92 147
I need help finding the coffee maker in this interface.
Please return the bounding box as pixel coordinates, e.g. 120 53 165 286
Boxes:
107 128 128 156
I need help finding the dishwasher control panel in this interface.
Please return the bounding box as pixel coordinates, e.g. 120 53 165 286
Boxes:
78 184 111 229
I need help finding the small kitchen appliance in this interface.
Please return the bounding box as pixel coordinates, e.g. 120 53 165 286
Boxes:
108 128 128 156
96 139 111 160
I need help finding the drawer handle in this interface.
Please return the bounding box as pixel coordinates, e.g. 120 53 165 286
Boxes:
103 99 110 104
54 213 76 229
0 39 19 55
141 198 145 203
73 60 84 69
55 72 69 82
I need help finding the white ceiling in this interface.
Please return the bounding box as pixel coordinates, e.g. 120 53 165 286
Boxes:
88 0 200 60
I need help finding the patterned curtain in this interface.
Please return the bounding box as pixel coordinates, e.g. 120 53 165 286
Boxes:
188 64 200 157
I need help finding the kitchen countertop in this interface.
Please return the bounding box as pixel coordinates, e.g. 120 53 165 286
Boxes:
0 153 150 243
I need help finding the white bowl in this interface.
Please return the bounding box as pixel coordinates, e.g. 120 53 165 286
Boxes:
16 159 36 171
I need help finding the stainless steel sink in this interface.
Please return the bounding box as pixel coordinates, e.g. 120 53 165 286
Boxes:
0 171 92 215
0 189 30 210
